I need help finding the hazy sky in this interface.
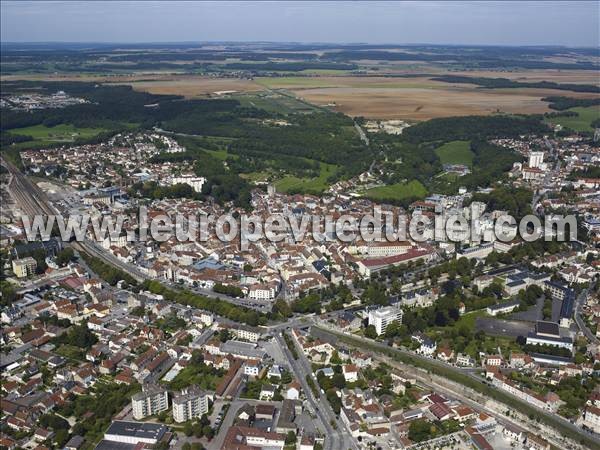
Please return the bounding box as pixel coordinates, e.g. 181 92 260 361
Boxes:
1 1 599 47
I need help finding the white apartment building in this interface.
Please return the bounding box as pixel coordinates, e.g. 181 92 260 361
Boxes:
248 282 278 301
12 257 37 278
131 385 169 420
244 359 261 377
197 311 214 327
529 151 544 169
367 306 403 335
231 326 261 343
172 386 210 423
170 175 206 193
583 406 600 434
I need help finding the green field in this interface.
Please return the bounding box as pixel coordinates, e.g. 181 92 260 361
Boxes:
545 106 600 132
204 148 230 161
12 123 108 143
274 161 338 194
365 179 427 202
434 140 474 167
452 309 489 330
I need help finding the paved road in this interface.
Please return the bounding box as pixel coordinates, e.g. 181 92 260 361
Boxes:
354 122 369 147
574 282 598 345
274 332 351 450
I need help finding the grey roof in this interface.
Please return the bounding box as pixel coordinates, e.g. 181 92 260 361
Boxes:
173 385 207 405
132 384 166 401
65 435 85 449
94 440 137 450
104 420 167 441
530 352 573 364
535 321 560 337
488 299 521 311
221 340 266 359
527 332 572 344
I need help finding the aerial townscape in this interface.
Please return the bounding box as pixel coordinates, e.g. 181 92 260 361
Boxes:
1 2 600 450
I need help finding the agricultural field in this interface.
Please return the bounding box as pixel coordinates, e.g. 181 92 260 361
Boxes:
113 75 263 98
544 106 600 132
364 179 427 202
434 140 474 167
253 75 600 120
295 86 600 120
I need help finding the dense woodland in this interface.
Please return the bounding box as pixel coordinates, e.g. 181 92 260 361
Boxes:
432 75 600 94
542 96 600 111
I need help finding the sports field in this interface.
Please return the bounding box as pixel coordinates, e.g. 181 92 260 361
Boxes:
364 180 427 202
435 140 474 167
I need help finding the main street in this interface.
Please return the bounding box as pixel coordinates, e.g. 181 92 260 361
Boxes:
273 332 358 450
574 281 598 345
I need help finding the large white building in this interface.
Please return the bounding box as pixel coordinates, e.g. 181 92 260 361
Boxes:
367 306 403 335
103 421 167 446
528 151 544 169
248 282 279 302
131 384 169 420
170 175 206 193
172 386 210 423
526 321 573 352
230 326 261 343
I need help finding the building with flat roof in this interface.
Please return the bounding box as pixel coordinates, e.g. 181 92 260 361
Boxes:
103 421 168 446
131 384 169 420
12 257 37 278
486 299 520 316
526 322 573 352
172 386 210 423
367 306 403 335
220 340 266 360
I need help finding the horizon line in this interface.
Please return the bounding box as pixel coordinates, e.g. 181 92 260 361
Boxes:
2 40 599 49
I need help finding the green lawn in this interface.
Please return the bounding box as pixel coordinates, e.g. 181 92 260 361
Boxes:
365 179 427 202
453 309 488 329
274 161 338 194
545 106 600 132
204 148 230 161
11 123 108 143
434 140 474 167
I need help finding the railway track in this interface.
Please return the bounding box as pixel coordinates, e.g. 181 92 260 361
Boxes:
2 156 146 283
